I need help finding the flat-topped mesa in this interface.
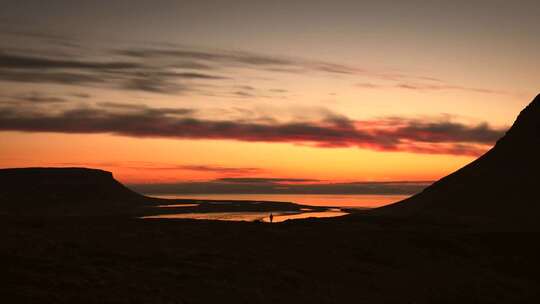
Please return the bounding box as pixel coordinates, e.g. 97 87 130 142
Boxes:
0 167 147 215
0 167 115 183
373 94 540 229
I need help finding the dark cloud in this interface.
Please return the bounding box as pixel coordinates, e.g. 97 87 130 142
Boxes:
116 48 295 67
71 92 91 99
116 47 398 83
229 86 276 99
0 92 67 104
0 52 138 70
356 82 383 89
115 46 444 83
0 50 227 93
120 75 185 94
173 72 226 80
175 165 263 175
395 83 508 95
310 62 364 75
54 161 263 175
232 91 256 98
217 178 319 184
0 102 506 156
96 102 194 116
356 81 509 95
0 69 105 85
395 121 502 143
0 40 508 97
129 180 432 195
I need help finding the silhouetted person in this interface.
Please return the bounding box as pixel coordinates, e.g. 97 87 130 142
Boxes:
269 213 273 223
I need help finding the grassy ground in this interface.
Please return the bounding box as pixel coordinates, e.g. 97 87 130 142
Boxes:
3 215 540 303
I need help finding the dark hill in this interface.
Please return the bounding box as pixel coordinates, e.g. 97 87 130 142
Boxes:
0 167 150 215
373 94 540 229
0 167 309 216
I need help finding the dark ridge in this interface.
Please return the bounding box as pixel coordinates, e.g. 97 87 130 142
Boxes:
0 167 149 215
0 167 311 216
372 94 540 229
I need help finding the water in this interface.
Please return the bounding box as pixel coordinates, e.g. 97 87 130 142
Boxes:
265 208 348 222
156 204 199 208
142 208 349 223
150 194 410 208
142 194 409 222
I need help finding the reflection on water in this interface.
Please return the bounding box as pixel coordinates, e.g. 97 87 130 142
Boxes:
263 209 348 223
142 212 268 221
141 194 406 222
156 204 199 208
151 194 409 208
142 209 348 222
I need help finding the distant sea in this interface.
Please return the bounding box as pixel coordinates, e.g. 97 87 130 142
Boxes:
149 194 410 208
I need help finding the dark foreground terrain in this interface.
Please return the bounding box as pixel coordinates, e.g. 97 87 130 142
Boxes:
3 215 540 303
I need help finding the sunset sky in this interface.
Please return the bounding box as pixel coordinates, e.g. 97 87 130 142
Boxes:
0 1 538 193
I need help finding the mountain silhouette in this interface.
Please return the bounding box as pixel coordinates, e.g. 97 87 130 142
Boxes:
374 94 540 228
0 167 309 216
0 167 147 215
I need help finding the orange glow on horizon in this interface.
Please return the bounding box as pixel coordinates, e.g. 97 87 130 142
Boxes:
0 131 477 184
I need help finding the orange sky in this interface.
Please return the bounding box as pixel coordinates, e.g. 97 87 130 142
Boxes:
0 131 476 183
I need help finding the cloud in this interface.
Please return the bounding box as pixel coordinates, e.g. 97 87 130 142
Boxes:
356 82 383 89
0 92 67 104
96 102 194 116
356 81 510 95
0 50 227 93
116 48 296 68
129 180 432 195
174 165 263 175
217 177 319 183
0 69 105 85
0 34 509 97
232 91 256 98
71 93 91 99
366 117 503 143
0 29 499 95
0 102 506 156
115 47 403 81
395 82 509 95
0 52 137 70
54 161 263 175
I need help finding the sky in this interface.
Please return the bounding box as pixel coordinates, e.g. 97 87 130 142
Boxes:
0 0 538 194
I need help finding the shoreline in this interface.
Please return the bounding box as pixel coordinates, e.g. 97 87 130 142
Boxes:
141 197 357 222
